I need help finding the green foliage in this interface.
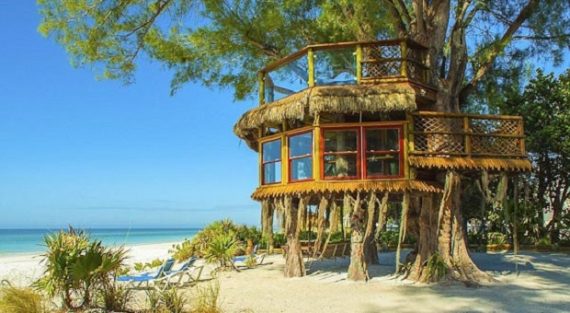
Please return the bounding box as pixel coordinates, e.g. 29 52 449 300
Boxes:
377 230 399 248
487 232 507 245
426 252 448 282
34 227 127 310
204 232 242 269
504 70 570 243
171 220 256 262
146 288 187 313
535 237 553 249
135 258 166 272
191 281 222 313
97 281 133 312
0 282 48 313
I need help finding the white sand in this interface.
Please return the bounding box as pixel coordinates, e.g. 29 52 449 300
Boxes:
2 245 569 313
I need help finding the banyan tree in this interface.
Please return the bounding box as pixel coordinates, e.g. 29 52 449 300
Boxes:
234 39 530 282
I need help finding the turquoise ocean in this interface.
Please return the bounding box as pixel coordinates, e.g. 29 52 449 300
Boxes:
0 228 200 255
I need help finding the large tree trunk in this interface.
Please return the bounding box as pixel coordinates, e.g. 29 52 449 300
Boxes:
348 193 368 281
284 196 305 277
312 196 329 257
261 199 274 254
408 171 494 284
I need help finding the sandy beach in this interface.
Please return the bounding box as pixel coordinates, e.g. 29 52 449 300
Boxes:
1 243 569 313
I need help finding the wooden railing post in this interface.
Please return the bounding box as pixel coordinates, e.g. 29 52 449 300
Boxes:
356 44 362 83
518 118 526 155
464 116 472 156
258 72 265 105
307 48 315 87
400 40 408 77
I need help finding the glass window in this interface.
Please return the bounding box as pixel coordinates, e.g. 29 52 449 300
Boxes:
365 128 401 177
323 129 359 179
262 139 282 184
289 132 313 181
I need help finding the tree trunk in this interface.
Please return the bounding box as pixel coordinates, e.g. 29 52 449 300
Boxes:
348 193 368 281
407 194 438 282
395 191 410 273
284 196 305 277
375 192 389 242
364 193 379 265
313 196 329 257
261 200 274 254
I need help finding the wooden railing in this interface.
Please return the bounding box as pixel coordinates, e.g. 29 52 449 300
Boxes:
259 38 431 105
409 112 526 158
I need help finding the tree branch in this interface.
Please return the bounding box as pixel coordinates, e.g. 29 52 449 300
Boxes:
460 0 539 101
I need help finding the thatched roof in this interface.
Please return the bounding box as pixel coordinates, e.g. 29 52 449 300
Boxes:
234 85 417 149
408 156 532 172
251 179 441 200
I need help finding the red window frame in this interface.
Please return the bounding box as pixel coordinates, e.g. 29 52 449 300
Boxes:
288 131 314 183
261 138 282 185
321 127 361 180
362 126 404 179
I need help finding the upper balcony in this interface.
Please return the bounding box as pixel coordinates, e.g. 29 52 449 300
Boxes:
258 38 436 106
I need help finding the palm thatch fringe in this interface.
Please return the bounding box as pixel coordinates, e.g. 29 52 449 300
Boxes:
408 156 532 172
251 180 442 200
234 85 417 140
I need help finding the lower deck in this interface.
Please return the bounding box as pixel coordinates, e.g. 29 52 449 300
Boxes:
254 111 530 200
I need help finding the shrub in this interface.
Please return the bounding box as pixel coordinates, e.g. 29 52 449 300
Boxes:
135 258 165 272
487 232 507 245
191 281 222 313
426 252 448 281
0 282 48 313
97 281 132 312
535 236 554 249
34 227 127 310
377 230 399 248
204 232 242 269
146 288 187 313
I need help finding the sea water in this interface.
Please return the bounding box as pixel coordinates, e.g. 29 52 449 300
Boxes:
0 228 199 255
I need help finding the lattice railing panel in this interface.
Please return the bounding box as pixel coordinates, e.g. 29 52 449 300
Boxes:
363 61 401 78
471 136 522 156
411 112 526 158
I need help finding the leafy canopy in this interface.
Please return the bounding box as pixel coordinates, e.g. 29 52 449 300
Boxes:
38 0 570 105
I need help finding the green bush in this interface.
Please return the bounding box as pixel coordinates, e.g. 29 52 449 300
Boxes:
535 236 555 249
146 288 187 313
487 232 507 245
205 232 242 269
0 282 48 313
426 252 448 281
34 227 127 310
135 258 166 272
97 281 132 312
171 220 258 262
377 230 399 248
191 281 222 313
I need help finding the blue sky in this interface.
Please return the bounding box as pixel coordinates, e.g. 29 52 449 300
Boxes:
0 2 259 228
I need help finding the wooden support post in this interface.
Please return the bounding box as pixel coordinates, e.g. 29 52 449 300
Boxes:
258 72 265 105
307 48 315 87
464 116 471 156
356 44 363 83
313 125 321 181
400 41 408 77
518 118 526 155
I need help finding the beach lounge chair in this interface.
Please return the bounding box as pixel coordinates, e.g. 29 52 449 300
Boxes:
159 257 205 289
232 245 266 268
116 258 175 289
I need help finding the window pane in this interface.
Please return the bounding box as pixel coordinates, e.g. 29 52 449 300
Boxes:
324 154 357 178
324 130 358 152
263 162 282 184
263 140 281 162
367 154 400 176
290 132 312 157
291 157 312 181
366 129 399 151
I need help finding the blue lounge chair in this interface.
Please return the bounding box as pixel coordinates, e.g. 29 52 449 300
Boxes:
160 257 204 288
117 258 175 289
233 245 266 268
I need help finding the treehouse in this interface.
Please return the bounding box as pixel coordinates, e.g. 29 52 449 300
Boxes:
233 38 531 280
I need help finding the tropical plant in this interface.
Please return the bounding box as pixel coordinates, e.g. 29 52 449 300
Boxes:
191 281 222 313
426 252 448 282
97 281 133 312
135 258 165 272
34 227 127 310
146 288 187 313
204 232 242 269
487 232 507 245
0 281 48 313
